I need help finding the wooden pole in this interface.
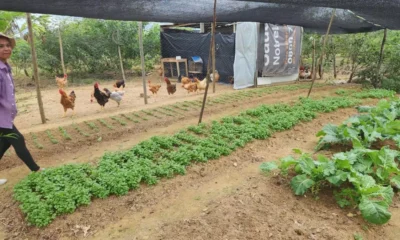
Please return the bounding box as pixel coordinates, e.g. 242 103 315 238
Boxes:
58 28 66 75
307 8 336 98
117 29 126 82
212 21 217 93
198 0 217 124
27 13 46 124
311 38 316 80
138 22 148 104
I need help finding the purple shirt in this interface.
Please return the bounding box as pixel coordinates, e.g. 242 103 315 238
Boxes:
0 61 17 129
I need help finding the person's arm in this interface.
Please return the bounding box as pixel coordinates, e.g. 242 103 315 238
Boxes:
0 70 11 109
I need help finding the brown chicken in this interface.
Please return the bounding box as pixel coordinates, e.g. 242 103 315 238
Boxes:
183 82 198 94
59 89 76 117
113 79 125 91
164 77 176 95
148 80 162 97
56 74 68 89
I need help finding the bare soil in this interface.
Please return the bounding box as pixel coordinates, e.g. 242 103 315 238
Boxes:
1 78 398 240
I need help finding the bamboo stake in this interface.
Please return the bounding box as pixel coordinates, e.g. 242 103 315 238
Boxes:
138 22 148 104
307 8 336 98
27 13 46 124
116 29 126 82
198 0 217 124
58 28 66 75
212 21 216 93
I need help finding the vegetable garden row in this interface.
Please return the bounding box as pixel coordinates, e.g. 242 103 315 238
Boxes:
26 83 328 150
13 88 395 227
262 95 400 225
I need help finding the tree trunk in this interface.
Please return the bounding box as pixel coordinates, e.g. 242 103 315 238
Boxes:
348 72 354 83
27 13 46 124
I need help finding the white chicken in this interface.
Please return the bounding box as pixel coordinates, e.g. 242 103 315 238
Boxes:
209 70 220 82
103 88 124 107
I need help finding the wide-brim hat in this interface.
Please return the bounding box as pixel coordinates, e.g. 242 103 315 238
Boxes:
0 32 16 49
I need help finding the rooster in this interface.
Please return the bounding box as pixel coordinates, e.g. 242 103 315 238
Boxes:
164 77 176 95
104 88 124 107
59 89 76 117
56 74 68 89
93 82 109 110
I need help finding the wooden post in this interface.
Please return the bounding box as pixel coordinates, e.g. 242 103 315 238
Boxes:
113 29 126 82
58 28 66 75
311 38 316 81
27 13 46 124
198 0 217 124
117 44 126 81
307 9 336 98
212 21 217 93
138 22 148 104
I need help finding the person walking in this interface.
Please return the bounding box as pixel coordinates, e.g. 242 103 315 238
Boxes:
0 33 43 185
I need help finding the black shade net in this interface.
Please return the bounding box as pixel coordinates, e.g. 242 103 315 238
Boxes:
2 0 398 33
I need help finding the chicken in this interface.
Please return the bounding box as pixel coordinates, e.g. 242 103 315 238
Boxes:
93 82 109 110
113 79 125 91
195 77 207 92
104 88 124 107
59 89 76 117
164 77 176 95
299 66 311 79
157 66 164 82
228 76 234 84
148 80 162 98
56 74 68 89
183 82 198 94
210 70 220 82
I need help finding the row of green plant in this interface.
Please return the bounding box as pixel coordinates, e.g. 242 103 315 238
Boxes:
14 95 361 227
27 83 331 149
261 98 400 225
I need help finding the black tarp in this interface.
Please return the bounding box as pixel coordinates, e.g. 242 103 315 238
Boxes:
2 0 399 33
161 32 235 83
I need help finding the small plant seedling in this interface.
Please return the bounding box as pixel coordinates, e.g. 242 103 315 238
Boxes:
45 130 58 144
72 124 90 137
58 127 72 140
30 133 43 149
110 116 127 126
84 121 99 131
98 119 114 130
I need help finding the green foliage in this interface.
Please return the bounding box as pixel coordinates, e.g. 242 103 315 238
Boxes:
381 77 400 93
316 98 400 150
6 15 160 77
263 98 400 225
14 95 363 227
